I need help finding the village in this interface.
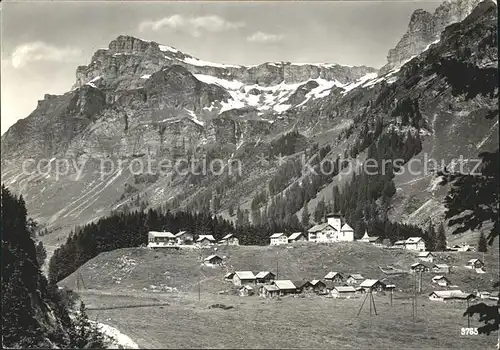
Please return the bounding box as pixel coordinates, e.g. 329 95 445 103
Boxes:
144 213 494 305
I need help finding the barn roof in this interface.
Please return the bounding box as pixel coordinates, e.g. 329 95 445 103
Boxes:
368 236 380 242
204 255 222 261
334 286 357 293
255 271 275 279
406 237 423 244
196 235 215 242
360 279 385 288
288 232 305 240
174 230 189 237
468 258 483 263
293 280 311 289
432 275 450 282
224 272 235 278
240 285 253 290
222 234 234 240
433 264 449 268
270 232 285 238
234 271 255 280
149 231 175 238
273 280 296 290
308 223 336 233
262 285 279 292
347 274 364 280
411 262 428 268
429 290 474 299
324 271 342 279
310 279 326 286
418 252 433 257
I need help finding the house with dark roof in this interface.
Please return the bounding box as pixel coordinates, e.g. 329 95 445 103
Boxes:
259 284 280 298
220 234 239 246
293 280 313 293
466 259 484 269
310 280 327 293
418 251 435 262
346 274 364 285
411 262 430 272
432 275 451 287
307 223 336 243
359 279 386 292
432 264 450 274
429 290 476 302
203 255 223 266
288 232 307 243
196 235 216 246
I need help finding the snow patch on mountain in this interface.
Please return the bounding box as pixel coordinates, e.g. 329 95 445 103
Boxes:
183 56 241 69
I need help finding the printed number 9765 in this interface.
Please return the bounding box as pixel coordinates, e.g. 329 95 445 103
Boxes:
461 328 478 335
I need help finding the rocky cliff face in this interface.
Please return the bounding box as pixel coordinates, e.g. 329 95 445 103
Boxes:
0 0 497 246
380 0 484 74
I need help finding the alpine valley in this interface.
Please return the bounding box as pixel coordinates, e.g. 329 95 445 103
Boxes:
1 0 498 251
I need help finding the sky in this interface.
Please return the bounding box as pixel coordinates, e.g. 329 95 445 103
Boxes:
0 0 442 134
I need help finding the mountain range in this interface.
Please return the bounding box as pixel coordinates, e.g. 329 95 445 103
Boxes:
1 0 498 246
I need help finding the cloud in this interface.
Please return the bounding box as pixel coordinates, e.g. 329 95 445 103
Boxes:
138 14 244 37
11 42 82 69
247 32 285 43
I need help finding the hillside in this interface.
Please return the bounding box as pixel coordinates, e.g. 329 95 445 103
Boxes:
1 0 498 251
60 243 499 295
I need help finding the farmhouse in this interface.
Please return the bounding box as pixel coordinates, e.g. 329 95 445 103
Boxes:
204 255 223 266
255 271 276 284
239 285 254 297
307 223 336 243
288 232 307 243
310 280 327 293
346 274 364 285
429 290 476 302
418 252 435 262
272 280 297 296
174 231 193 245
466 259 484 269
224 272 235 281
196 235 216 246
331 286 357 299
359 279 386 292
411 262 430 272
259 284 280 298
232 271 256 286
220 234 239 246
270 233 288 246
432 264 450 274
147 231 176 248
405 237 426 251
432 275 451 287
324 272 343 283
294 280 313 293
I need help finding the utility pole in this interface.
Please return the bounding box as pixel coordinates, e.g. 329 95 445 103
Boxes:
276 257 279 280
467 299 470 327
390 288 393 307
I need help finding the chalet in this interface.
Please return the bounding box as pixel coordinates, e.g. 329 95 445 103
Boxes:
174 231 193 245
324 272 343 284
224 272 235 281
339 223 355 242
310 280 327 293
220 234 239 246
359 279 386 292
232 271 256 286
432 264 450 274
148 231 176 248
204 255 223 266
294 280 313 293
259 284 280 298
270 233 288 246
405 237 426 251
196 235 216 246
288 232 307 243
432 275 451 287
429 290 476 302
346 274 365 285
307 223 337 243
239 285 254 297
331 286 357 299
411 262 430 272
466 259 484 269
272 280 297 296
255 271 276 284
418 252 435 262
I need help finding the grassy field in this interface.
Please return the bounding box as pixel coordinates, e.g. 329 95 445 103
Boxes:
60 242 498 295
80 289 499 349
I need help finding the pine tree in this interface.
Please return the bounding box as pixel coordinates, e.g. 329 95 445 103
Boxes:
435 223 447 251
478 232 488 253
35 241 47 267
